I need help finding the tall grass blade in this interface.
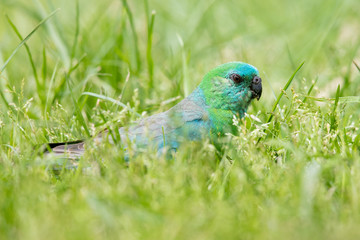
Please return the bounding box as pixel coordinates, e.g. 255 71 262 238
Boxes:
303 76 318 103
354 61 360 73
119 69 130 102
330 84 341 131
44 62 58 123
146 10 156 90
0 9 59 75
266 61 305 123
68 78 91 137
81 92 141 117
122 0 141 72
70 0 80 61
6 16 40 89
300 95 360 103
0 9 59 110
42 47 47 81
256 61 304 144
33 0 70 69
177 34 189 97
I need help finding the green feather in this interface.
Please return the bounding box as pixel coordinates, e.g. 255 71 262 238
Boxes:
199 62 260 135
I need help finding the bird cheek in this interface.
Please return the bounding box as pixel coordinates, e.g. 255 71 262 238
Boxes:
247 90 253 99
235 90 247 102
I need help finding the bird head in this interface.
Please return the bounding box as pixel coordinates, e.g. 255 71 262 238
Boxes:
199 62 262 115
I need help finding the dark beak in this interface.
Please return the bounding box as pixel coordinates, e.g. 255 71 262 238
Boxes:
251 76 262 100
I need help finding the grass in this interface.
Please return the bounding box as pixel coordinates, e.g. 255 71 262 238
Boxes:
0 0 360 239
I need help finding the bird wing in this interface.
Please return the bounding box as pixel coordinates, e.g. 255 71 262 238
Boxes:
120 97 208 145
45 97 208 162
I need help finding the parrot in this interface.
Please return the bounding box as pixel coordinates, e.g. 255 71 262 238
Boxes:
46 61 262 162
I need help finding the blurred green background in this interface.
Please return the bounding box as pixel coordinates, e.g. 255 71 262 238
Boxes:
0 0 360 239
0 0 359 115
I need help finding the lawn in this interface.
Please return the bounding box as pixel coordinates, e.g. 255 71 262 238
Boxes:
0 0 359 239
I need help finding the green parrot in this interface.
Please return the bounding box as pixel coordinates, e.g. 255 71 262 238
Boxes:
47 61 262 161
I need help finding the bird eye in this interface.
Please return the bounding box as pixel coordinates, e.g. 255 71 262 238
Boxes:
230 73 243 84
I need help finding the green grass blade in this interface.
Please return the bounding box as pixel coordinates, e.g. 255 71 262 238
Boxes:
333 85 341 111
0 9 59 111
177 34 189 97
0 9 59 75
146 10 156 90
301 95 360 103
81 92 141 117
42 47 47 81
0 89 10 110
266 61 305 123
122 0 141 72
330 84 341 130
34 0 70 69
119 69 130 103
70 0 80 61
303 76 318 103
256 61 304 144
68 79 91 138
354 61 360 73
44 62 59 122
6 15 46 106
6 15 40 89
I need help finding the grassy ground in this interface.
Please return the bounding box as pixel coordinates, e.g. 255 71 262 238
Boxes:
0 0 360 239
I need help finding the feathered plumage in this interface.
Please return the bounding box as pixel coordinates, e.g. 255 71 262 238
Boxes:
47 62 262 161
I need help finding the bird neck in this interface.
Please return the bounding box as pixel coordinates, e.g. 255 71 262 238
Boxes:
187 87 240 136
208 108 237 136
186 87 208 108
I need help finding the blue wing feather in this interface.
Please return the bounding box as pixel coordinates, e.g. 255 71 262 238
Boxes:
116 87 210 152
